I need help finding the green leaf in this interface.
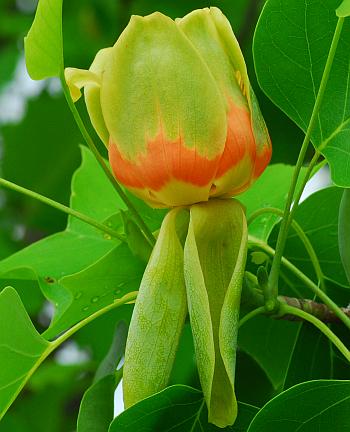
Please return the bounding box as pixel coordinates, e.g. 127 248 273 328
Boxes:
284 187 348 288
0 147 131 338
24 0 63 79
238 316 300 390
1 361 88 432
235 350 274 408
123 209 188 408
240 164 306 241
43 243 143 339
110 385 258 431
121 212 153 263
94 321 127 382
1 92 82 233
283 323 332 389
339 189 350 285
337 0 350 17
77 322 127 432
0 287 49 420
0 286 134 419
184 199 247 427
67 146 127 234
247 380 350 431
77 375 116 432
254 0 350 186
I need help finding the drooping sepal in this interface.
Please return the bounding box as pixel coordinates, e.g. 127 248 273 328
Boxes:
123 208 189 407
183 199 248 427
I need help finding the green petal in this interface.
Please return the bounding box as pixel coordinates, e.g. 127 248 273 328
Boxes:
101 12 227 160
184 199 248 427
123 208 189 408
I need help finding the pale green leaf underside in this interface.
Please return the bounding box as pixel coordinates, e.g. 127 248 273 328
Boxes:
254 0 350 186
24 0 63 79
0 287 49 420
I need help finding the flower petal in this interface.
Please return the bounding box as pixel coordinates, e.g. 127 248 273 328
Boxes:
101 12 227 162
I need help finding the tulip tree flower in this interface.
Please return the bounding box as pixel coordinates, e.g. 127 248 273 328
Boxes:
65 7 271 209
66 7 271 428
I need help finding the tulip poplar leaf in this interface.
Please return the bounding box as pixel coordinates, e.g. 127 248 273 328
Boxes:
123 209 188 408
49 243 143 339
77 322 126 431
0 147 145 340
339 189 350 285
110 385 258 431
247 380 350 431
284 187 349 288
184 200 247 427
240 164 307 241
77 375 116 432
0 287 49 420
254 0 350 186
94 321 127 382
24 0 64 79
283 324 332 389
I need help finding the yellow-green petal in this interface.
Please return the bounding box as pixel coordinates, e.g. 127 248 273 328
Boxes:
101 12 227 160
176 8 247 109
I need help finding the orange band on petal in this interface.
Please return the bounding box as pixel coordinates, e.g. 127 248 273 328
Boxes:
109 132 221 192
215 101 256 180
109 101 271 204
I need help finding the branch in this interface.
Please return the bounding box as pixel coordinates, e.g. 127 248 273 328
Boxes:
278 296 350 323
242 272 350 324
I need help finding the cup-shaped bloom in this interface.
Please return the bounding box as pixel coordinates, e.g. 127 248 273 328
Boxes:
65 7 271 208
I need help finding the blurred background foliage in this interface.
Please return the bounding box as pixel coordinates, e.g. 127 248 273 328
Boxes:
0 0 304 430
